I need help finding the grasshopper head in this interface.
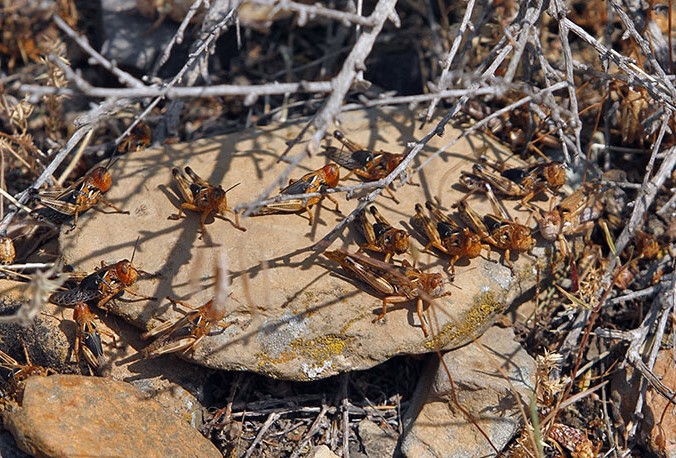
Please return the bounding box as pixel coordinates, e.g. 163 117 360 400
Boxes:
544 163 566 190
210 186 228 213
461 229 483 259
321 164 340 188
511 225 535 252
420 272 445 297
90 167 113 193
114 260 139 286
538 210 562 241
387 230 410 255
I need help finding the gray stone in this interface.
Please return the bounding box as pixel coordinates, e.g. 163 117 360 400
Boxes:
401 326 536 458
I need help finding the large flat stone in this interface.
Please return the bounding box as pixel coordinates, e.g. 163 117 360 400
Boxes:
58 108 542 380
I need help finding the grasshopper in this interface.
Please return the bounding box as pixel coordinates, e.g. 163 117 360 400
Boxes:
0 236 15 264
143 254 232 357
456 185 534 268
170 166 246 236
33 159 128 228
0 347 50 399
354 205 409 262
73 302 116 373
460 157 566 206
252 164 341 225
324 249 450 337
326 130 406 203
528 181 604 258
412 201 488 273
49 241 154 309
141 297 232 358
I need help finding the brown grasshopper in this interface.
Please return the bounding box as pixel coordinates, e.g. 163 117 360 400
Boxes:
326 130 406 203
117 122 152 153
354 205 409 262
252 163 342 225
412 201 488 273
73 302 117 373
460 157 566 206
170 166 246 236
456 186 534 268
33 160 128 228
0 236 15 264
324 249 450 337
141 297 232 358
0 347 50 399
528 181 605 258
49 241 154 309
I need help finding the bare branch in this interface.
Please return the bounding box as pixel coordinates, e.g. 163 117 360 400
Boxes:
53 15 145 89
20 80 334 99
253 0 377 27
424 0 478 120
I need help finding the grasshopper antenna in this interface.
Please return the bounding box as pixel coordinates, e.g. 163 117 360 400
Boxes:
130 236 141 264
223 182 241 194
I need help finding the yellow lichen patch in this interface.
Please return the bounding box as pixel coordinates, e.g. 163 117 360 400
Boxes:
255 334 349 379
255 348 296 369
425 290 505 350
290 334 348 366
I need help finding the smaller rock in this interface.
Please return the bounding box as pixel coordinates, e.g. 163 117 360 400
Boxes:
358 419 398 457
401 326 536 458
310 444 340 458
4 375 220 458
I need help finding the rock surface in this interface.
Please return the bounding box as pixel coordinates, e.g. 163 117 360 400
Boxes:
58 108 544 380
401 326 536 458
4 375 220 458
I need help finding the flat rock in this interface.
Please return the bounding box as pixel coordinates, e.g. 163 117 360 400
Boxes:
58 108 544 380
401 326 536 458
4 375 220 458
